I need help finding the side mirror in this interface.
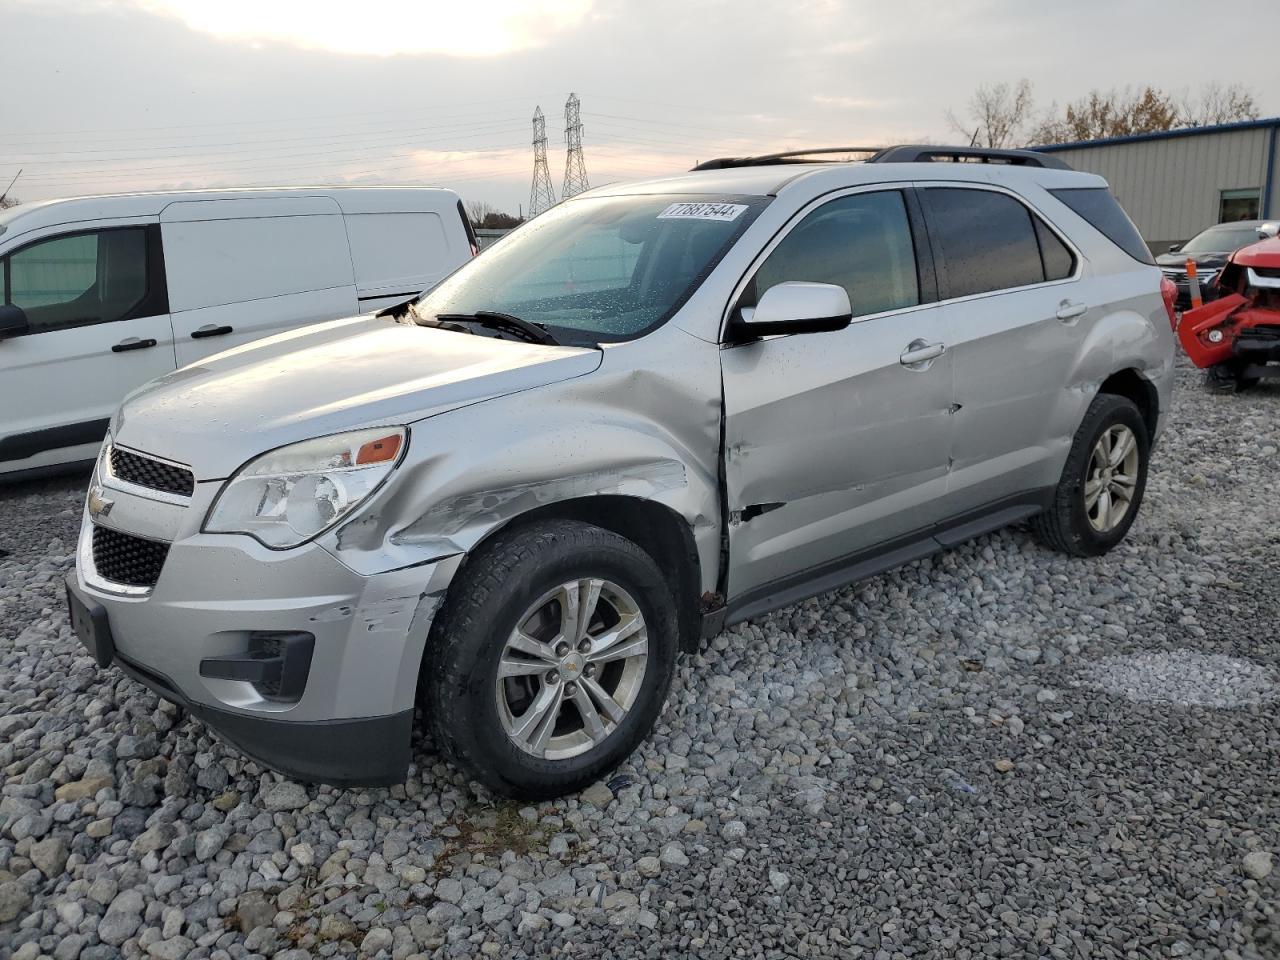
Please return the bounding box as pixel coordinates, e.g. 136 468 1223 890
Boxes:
0 304 28 340
1167 243 1182 253
734 282 852 339
1257 222 1280 239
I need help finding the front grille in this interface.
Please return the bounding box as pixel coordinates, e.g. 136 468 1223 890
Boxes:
109 447 194 497
92 526 170 588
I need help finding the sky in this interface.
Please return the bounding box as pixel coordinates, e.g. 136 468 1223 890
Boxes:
3 0 1278 213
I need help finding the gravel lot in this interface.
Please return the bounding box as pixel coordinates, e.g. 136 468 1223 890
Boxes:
2 360 1278 960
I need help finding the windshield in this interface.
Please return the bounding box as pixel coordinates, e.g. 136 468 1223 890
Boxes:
410 193 769 345
1181 224 1262 254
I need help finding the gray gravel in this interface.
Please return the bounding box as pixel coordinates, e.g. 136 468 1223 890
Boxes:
2 360 1278 960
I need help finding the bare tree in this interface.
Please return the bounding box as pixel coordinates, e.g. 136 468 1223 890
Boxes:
465 199 497 227
1180 82 1259 126
1030 83 1260 144
946 79 1035 149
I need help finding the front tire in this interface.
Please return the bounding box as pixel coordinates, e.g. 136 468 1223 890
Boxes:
1032 393 1150 557
424 520 679 799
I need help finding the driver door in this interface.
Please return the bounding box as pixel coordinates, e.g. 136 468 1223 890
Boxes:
0 225 175 472
720 188 955 602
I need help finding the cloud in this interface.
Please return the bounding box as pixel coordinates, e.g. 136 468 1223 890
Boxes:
813 95 881 110
133 0 595 57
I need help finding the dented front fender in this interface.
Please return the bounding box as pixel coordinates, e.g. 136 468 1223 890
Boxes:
317 325 725 593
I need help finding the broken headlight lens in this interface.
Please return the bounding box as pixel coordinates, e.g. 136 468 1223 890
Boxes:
205 427 406 549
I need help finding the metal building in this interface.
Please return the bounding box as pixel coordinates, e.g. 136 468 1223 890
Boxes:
1035 117 1279 253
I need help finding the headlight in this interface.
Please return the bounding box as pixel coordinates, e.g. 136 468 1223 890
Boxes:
205 427 406 549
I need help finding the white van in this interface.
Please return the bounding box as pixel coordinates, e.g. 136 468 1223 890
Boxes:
0 186 477 478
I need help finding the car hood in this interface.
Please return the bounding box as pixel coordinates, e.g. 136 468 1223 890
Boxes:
1234 237 1280 269
112 315 601 480
1156 252 1231 270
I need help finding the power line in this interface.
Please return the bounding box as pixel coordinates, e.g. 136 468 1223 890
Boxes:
0 95 558 140
0 115 531 163
17 129 527 184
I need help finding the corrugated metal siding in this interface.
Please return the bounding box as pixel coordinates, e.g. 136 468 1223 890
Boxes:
1048 128 1273 249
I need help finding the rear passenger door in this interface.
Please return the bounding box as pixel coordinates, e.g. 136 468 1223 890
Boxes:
161 197 358 366
721 188 955 602
0 225 175 473
919 185 1085 517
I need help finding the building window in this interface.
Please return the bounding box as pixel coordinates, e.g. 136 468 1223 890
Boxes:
1220 188 1260 222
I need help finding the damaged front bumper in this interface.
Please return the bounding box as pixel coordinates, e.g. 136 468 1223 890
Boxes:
73 486 461 785
1178 294 1280 373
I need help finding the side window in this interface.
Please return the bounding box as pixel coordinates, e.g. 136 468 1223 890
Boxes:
1034 218 1075 281
926 188 1045 298
747 190 919 318
3 228 149 335
1048 187 1154 265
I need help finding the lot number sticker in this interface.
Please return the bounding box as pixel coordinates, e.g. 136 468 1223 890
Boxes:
657 202 748 222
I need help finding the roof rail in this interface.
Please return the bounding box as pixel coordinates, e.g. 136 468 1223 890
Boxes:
867 145 1072 170
690 147 883 171
690 144 1073 172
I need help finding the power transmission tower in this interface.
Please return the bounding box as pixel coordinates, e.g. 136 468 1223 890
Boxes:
561 93 589 200
529 107 556 218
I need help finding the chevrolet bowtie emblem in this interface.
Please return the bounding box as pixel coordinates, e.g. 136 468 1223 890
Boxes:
87 487 114 519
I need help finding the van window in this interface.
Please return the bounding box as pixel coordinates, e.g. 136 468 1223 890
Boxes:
925 188 1046 297
162 214 353 313
3 228 149 334
345 213 450 298
747 190 920 318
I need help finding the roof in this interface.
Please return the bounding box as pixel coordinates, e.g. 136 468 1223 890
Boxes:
1035 116 1280 153
581 158 1101 201
0 185 459 241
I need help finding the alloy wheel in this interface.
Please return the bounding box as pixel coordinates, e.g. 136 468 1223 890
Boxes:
495 578 649 761
1084 424 1140 532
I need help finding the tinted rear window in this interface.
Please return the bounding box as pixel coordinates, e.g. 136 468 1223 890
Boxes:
925 188 1045 298
1049 187 1153 264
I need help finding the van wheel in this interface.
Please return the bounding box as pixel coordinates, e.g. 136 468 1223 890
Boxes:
1032 394 1150 557
424 520 678 799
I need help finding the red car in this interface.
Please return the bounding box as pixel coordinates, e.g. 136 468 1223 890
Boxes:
1178 236 1280 391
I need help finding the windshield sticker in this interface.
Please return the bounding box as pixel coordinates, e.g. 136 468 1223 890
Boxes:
657 202 748 222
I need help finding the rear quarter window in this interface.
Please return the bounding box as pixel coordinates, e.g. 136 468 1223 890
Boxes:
1049 187 1154 265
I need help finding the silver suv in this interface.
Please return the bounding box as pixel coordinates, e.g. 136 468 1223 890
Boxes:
66 146 1177 798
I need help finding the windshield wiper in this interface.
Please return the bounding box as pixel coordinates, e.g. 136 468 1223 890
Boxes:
431 311 561 346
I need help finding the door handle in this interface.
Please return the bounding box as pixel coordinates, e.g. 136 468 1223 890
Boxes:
1056 300 1088 321
111 337 157 353
899 340 946 367
191 324 234 340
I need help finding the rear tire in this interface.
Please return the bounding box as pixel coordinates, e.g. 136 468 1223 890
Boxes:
424 520 678 799
1032 393 1150 557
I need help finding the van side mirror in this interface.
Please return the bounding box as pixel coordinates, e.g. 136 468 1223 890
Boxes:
0 304 29 340
733 282 852 339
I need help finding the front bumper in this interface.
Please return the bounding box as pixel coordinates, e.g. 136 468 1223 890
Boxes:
72 460 461 785
69 573 414 784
